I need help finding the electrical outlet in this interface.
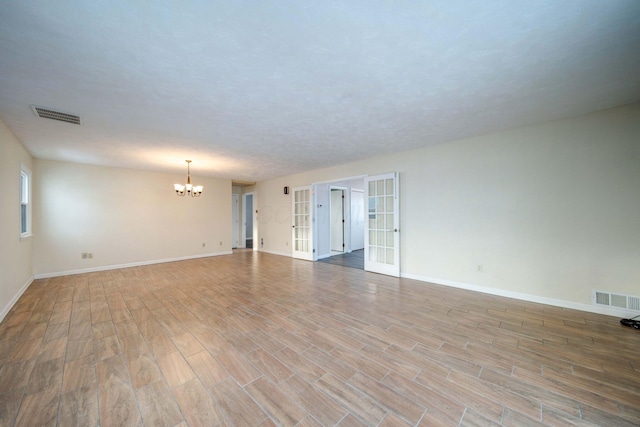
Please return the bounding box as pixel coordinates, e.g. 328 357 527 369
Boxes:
88 253 93 259
81 253 87 259
219 241 223 246
477 265 483 272
285 241 288 246
202 243 206 247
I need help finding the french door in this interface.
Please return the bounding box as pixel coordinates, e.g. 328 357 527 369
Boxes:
364 173 400 277
291 186 314 260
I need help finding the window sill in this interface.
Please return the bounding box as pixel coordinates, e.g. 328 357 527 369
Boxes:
20 233 33 240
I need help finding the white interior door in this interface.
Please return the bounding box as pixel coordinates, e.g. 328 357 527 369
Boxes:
365 173 399 277
292 186 314 261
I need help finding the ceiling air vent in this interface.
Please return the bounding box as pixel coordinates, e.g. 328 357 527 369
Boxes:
31 105 81 125
593 290 640 312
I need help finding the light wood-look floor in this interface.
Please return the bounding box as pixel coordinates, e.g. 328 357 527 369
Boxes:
1 250 639 426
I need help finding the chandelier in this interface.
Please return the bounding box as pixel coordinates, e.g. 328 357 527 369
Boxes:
174 160 203 197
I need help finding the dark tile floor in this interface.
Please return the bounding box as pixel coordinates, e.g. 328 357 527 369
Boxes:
318 249 364 270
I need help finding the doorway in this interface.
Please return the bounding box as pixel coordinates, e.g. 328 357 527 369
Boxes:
310 177 366 269
311 173 399 275
242 193 254 249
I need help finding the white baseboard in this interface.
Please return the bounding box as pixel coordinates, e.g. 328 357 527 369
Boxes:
0 276 34 323
401 272 634 319
33 252 233 279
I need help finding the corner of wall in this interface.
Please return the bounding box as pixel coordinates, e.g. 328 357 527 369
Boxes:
0 276 34 323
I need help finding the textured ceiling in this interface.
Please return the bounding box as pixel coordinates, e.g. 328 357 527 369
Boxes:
1 1 639 181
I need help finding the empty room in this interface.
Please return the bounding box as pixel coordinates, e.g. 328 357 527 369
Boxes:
1 1 640 426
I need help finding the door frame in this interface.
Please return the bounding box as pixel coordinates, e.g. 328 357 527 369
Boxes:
311 175 366 259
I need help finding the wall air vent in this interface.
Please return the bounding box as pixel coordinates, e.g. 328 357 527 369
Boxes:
30 105 81 125
593 290 640 312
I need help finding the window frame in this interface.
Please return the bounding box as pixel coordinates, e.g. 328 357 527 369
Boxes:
20 164 32 239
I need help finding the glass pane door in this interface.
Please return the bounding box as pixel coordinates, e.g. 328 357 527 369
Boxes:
292 186 314 261
364 173 399 276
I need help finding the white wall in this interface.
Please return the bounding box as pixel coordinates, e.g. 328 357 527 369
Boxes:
34 160 232 276
256 103 640 310
0 120 34 321
257 182 290 254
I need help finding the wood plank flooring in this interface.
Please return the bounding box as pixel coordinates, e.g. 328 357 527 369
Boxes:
1 250 639 426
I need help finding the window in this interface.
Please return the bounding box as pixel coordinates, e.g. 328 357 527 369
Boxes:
20 165 31 238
